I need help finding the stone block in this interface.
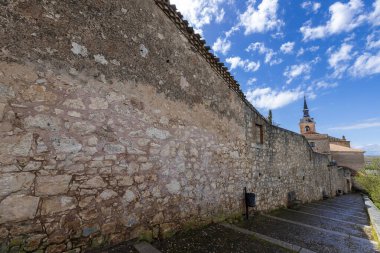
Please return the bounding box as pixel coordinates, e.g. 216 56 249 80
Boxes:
41 196 77 215
0 172 35 198
24 114 61 131
52 136 82 153
35 175 72 196
99 189 118 200
146 127 170 140
103 143 125 154
24 234 45 251
81 176 107 188
0 195 40 223
63 98 85 109
89 97 108 110
69 121 96 135
23 161 42 171
0 103 5 121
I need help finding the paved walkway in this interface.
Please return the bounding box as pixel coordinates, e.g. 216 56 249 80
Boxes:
92 194 379 253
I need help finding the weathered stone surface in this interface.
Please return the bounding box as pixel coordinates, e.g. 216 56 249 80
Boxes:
63 98 86 109
0 133 34 162
89 97 108 110
36 175 72 196
36 137 48 153
0 172 35 198
24 115 61 131
45 243 66 253
81 176 107 188
122 190 136 204
99 189 118 200
41 196 77 215
69 122 96 135
21 85 57 103
166 180 181 194
24 234 45 251
0 195 40 223
103 143 125 154
0 103 5 120
0 0 351 251
52 136 82 153
146 127 170 140
0 165 20 173
23 161 42 171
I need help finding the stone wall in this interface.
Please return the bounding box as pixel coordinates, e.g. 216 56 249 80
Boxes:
0 0 347 252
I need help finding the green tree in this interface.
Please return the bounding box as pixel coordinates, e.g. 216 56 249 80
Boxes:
268 110 273 125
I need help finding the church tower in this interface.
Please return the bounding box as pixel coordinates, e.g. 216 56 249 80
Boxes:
299 96 316 134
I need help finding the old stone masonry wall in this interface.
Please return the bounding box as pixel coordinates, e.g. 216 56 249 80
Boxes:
0 0 347 252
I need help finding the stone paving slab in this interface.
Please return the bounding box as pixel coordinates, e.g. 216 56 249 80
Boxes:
237 215 377 253
236 194 378 253
152 224 292 253
269 208 372 239
305 202 368 218
86 243 139 253
298 205 370 225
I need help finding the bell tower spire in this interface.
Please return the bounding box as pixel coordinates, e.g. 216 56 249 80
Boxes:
303 96 310 118
299 96 316 134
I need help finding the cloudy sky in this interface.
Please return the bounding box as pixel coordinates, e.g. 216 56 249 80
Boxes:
171 0 380 155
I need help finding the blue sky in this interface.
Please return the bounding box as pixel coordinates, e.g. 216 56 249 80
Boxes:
171 0 380 155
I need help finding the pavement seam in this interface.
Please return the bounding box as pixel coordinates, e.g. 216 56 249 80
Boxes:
308 202 368 216
284 208 371 228
264 214 378 246
134 242 162 253
220 223 316 253
302 205 369 220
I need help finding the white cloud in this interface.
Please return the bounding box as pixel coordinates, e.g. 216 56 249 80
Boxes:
239 0 283 35
366 31 380 49
301 1 321 13
297 48 305 56
212 37 231 55
246 42 282 65
355 144 380 156
300 0 365 40
280 42 295 54
226 56 261 72
216 8 225 23
246 87 303 110
170 0 226 34
327 43 353 77
330 121 380 130
315 81 338 89
350 51 380 77
369 0 380 26
283 64 311 84
247 77 257 85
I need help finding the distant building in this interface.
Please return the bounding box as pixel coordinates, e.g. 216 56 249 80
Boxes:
300 97 365 173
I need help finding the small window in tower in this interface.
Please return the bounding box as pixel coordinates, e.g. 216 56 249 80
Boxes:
255 124 264 144
310 142 315 147
305 126 310 132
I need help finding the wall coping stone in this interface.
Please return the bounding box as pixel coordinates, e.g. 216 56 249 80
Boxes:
153 0 321 156
363 195 380 242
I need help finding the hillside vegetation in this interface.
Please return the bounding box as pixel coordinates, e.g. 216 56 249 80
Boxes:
356 157 380 209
